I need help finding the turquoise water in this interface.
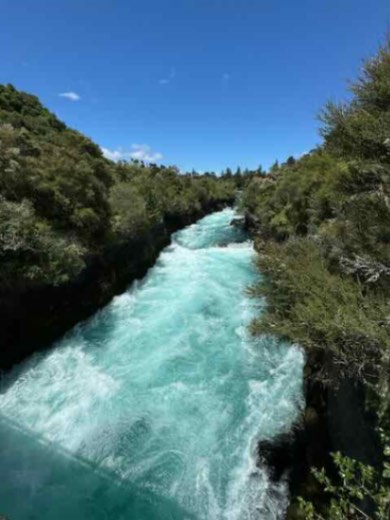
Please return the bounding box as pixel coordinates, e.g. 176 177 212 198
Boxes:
0 209 304 520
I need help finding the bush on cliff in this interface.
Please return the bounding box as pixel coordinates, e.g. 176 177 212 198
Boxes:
0 197 85 288
250 238 389 383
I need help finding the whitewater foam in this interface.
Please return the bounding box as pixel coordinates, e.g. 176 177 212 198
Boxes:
0 208 304 520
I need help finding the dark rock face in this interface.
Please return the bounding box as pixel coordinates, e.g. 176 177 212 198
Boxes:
285 358 382 519
257 357 381 518
0 201 231 371
258 431 298 482
327 378 382 467
243 212 260 232
230 217 245 228
0 224 169 372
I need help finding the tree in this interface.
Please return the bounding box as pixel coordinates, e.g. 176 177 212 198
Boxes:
286 155 296 166
270 160 279 173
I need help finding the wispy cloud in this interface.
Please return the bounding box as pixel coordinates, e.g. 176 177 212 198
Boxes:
222 72 231 82
101 144 163 163
158 68 176 85
101 148 127 161
59 91 81 101
130 144 163 162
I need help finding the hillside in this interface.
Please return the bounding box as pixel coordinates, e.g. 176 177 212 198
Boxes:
0 84 235 366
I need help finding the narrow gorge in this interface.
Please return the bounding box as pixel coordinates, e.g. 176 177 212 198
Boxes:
0 209 304 520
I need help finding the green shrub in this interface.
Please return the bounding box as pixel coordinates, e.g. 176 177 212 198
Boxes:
0 197 85 287
297 449 390 519
250 239 390 382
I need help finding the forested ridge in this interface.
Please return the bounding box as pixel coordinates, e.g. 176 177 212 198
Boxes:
0 83 235 290
241 40 390 518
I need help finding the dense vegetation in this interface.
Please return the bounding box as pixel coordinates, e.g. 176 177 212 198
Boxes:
241 39 390 518
0 84 235 290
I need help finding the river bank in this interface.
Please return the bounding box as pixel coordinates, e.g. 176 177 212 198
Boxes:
0 199 232 372
244 211 383 518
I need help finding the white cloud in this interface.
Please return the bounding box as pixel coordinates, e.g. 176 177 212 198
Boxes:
59 91 81 101
101 144 163 163
158 68 176 85
101 147 127 161
130 144 163 162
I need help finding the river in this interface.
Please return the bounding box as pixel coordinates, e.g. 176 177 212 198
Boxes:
0 208 304 520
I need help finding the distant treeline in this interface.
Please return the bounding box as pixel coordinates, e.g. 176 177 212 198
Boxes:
207 165 265 185
217 158 306 188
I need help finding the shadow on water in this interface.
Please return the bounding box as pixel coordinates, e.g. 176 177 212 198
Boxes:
0 415 196 520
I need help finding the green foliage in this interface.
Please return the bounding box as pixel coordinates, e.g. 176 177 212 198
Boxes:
320 39 390 163
250 239 390 382
220 164 266 189
109 182 150 237
297 449 390 519
241 151 345 239
0 85 113 241
0 84 235 289
108 162 236 234
0 197 85 287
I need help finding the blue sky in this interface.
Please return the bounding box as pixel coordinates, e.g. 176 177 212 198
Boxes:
1 0 390 172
